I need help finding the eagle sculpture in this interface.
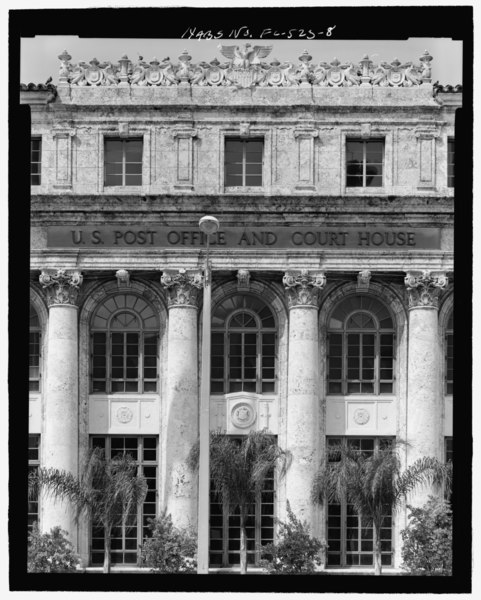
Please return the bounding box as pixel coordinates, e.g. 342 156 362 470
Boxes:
218 43 273 69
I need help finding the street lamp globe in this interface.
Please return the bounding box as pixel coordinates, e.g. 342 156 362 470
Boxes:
199 215 220 236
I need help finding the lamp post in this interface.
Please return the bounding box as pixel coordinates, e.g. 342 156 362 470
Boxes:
197 215 220 574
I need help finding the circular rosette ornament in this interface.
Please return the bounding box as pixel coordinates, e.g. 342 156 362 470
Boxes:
353 408 370 426
144 58 164 86
84 58 104 86
117 406 133 424
231 402 256 429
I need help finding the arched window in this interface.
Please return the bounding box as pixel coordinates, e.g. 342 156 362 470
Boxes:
327 295 395 395
91 293 159 393
211 295 277 394
29 305 41 392
445 311 453 395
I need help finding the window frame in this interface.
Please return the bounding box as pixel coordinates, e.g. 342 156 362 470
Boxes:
447 138 455 188
211 296 277 395
28 434 40 531
29 305 41 392
209 435 276 567
89 435 158 566
90 295 159 395
345 138 385 189
224 137 264 190
326 436 394 568
30 137 42 186
104 137 144 188
327 302 395 396
445 311 453 395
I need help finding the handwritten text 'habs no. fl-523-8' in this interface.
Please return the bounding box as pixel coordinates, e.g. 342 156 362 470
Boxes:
181 25 336 40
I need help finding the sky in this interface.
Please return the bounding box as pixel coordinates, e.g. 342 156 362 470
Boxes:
20 36 463 86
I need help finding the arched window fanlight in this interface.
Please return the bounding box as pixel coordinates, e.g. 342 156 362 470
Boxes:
327 295 395 395
211 295 277 394
91 293 159 393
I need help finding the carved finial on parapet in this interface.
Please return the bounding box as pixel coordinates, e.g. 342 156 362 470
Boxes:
419 50 433 84
58 50 72 85
118 54 131 86
116 269 131 288
298 50 313 87
177 50 193 86
359 54 373 87
357 270 371 291
237 269 251 291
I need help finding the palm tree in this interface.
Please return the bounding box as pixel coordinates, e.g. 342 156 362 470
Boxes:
28 447 147 574
188 430 291 574
312 440 452 575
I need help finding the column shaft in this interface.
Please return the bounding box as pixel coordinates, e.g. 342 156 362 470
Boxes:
42 304 79 540
285 306 320 526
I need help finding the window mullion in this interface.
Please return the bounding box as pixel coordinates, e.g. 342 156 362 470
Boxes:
242 142 246 186
362 142 367 186
122 141 126 186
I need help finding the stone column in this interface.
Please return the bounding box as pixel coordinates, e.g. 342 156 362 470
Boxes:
39 269 83 543
161 269 203 529
405 271 448 505
283 270 326 529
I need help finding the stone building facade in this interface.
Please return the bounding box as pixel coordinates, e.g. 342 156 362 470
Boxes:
22 45 458 571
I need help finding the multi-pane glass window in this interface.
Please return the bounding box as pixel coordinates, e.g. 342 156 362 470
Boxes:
346 139 384 187
209 438 275 567
225 138 263 187
445 437 453 464
29 305 41 392
446 311 453 395
211 295 276 394
326 437 393 568
30 138 41 185
104 138 143 186
90 436 158 566
327 296 394 395
28 434 40 531
91 294 159 393
447 139 455 188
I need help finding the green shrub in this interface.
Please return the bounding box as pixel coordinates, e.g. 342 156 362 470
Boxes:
27 523 81 573
401 496 452 575
260 501 325 574
140 510 197 573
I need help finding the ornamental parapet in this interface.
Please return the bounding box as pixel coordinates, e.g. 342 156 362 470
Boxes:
39 269 83 306
283 269 326 308
55 47 434 89
404 270 448 309
161 269 203 308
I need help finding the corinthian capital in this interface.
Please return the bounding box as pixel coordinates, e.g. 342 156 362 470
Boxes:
283 269 326 308
161 269 203 308
39 269 83 306
404 270 448 309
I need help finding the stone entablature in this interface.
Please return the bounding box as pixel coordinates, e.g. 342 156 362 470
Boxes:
56 47 434 89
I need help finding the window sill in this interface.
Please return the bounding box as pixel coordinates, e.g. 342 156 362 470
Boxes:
344 187 386 194
224 186 265 194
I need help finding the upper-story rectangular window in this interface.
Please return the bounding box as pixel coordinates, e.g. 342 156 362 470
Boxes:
346 139 384 188
31 138 41 185
104 138 143 187
447 139 455 188
225 138 263 187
